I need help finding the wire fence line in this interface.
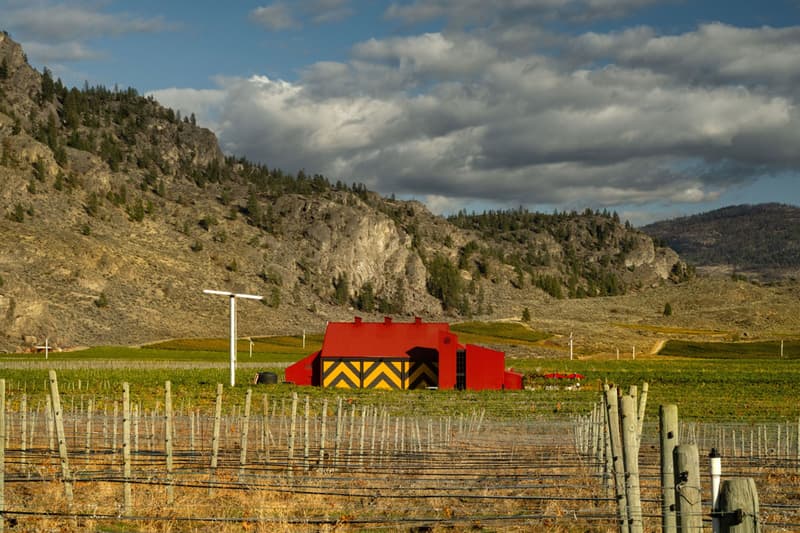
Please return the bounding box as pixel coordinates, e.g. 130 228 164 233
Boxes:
1 378 800 531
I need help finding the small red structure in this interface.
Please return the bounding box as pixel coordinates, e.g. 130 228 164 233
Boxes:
285 317 523 390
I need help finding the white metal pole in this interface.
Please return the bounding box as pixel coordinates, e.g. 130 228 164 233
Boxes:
230 295 236 387
710 448 722 533
203 290 262 388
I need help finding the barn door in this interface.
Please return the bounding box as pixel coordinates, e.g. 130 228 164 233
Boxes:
456 349 466 390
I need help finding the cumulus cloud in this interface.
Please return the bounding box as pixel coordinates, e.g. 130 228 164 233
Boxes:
385 0 663 25
571 23 800 93
250 0 354 30
1 1 174 65
250 3 298 30
22 41 103 63
146 87 227 130
4 0 794 216
150 5 800 212
2 2 171 42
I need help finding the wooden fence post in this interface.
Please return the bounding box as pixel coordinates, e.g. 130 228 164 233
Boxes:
359 406 367 467
48 370 74 506
717 478 760 533
209 383 223 494
287 392 298 478
122 382 132 515
133 403 140 453
263 395 271 464
319 398 329 469
637 383 649 446
334 397 343 471
604 387 629 533
303 395 310 472
46 395 54 452
660 404 679 533
240 388 252 478
165 381 174 504
674 443 703 532
85 398 93 464
348 404 356 466
1 379 5 533
113 401 119 463
592 403 602 472
19 395 26 476
621 395 644 533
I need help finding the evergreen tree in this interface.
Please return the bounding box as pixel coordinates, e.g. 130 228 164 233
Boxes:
426 254 462 311
40 67 55 102
333 273 349 305
246 188 262 226
356 281 376 312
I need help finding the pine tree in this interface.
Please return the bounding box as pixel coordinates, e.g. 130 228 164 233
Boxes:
40 67 55 102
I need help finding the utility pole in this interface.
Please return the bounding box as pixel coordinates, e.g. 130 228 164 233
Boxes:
569 332 573 361
203 290 263 387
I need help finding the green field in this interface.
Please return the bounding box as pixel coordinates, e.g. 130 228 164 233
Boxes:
2 328 800 423
450 321 551 345
660 339 800 359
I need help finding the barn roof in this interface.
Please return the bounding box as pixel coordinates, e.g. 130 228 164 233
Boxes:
320 317 454 359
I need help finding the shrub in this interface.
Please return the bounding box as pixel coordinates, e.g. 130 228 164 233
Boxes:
94 292 109 308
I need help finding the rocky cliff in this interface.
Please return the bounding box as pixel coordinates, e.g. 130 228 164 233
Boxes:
0 33 687 351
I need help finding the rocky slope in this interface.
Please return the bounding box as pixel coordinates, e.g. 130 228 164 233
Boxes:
0 33 687 352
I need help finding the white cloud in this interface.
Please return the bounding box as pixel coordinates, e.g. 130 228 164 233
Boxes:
250 0 355 30
150 17 800 212
250 3 298 30
146 87 227 130
3 3 171 42
571 23 800 93
23 41 103 63
385 0 663 25
1 1 175 67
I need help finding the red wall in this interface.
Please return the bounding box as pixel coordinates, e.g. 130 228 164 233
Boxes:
504 370 524 390
437 331 458 389
285 351 319 386
464 344 505 390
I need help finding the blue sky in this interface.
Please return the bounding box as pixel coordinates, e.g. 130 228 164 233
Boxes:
3 0 800 225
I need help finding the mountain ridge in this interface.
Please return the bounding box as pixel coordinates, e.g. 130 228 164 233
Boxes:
0 32 688 352
642 203 800 280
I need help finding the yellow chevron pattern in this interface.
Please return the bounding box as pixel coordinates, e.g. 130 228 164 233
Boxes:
322 360 360 389
362 360 405 390
321 359 409 389
409 361 438 389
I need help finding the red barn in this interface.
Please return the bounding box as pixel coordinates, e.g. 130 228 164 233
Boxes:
285 317 523 390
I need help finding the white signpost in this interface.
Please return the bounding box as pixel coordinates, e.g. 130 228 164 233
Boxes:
203 290 263 387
